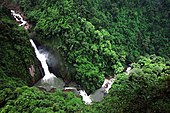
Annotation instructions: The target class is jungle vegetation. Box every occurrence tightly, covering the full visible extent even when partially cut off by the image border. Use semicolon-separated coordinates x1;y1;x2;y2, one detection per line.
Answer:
0;0;170;112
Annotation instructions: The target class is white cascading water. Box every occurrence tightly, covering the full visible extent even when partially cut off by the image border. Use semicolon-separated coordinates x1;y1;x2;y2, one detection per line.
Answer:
79;90;92;105
30;39;115;104
126;66;131;74
30;39;65;91
64;77;115;104
11;9;115;105
89;77;115;103
11;10;27;26
30;39;55;80
101;78;115;93
30;39;56;80
11;9;65;91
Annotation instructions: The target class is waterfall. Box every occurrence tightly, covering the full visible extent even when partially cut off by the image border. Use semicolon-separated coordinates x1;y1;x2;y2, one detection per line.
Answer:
11;10;27;26
79;90;92;105
30;39;65;91
11;9;116;105
126;65;132;74
78;77;115;104
30;39;115;104
30;38;115;104
30;39;54;79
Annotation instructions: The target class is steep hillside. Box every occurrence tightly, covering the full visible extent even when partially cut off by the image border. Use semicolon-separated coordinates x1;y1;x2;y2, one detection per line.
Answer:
0;0;170;112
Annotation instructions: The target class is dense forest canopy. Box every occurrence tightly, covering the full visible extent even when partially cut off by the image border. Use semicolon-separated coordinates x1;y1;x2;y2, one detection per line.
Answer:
0;0;170;112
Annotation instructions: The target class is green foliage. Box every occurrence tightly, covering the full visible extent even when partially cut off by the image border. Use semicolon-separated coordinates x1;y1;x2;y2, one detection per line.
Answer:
75;0;170;62
1;0;170;112
12;0;127;93
0;7;41;84
0;86;97;113
96;55;170;113
0;68;26;108
10;0;170;93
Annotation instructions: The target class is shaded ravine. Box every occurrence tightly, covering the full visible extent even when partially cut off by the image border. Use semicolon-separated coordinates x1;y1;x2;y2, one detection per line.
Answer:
11;9;116;105
30;39;115;104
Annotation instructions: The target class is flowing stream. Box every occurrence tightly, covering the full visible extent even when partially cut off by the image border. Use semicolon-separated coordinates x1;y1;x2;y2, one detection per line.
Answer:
11;9;115;105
